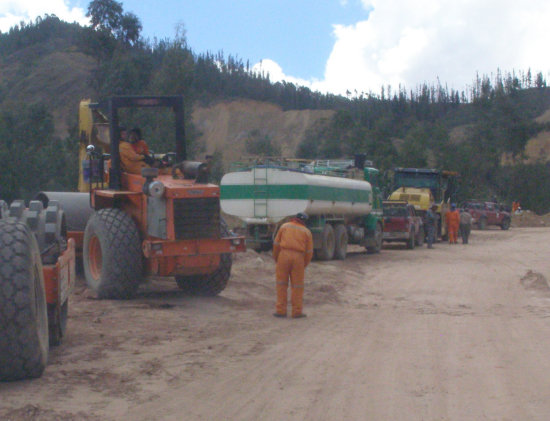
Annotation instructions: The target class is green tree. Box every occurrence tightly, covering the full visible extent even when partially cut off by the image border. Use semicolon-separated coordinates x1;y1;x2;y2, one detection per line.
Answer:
87;0;123;33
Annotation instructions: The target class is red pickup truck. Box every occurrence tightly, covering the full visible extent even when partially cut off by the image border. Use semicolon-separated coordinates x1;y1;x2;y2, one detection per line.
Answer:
461;200;511;230
382;201;425;249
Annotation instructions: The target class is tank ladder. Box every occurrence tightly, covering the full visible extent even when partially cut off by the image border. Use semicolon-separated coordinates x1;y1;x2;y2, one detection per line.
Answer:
253;165;268;218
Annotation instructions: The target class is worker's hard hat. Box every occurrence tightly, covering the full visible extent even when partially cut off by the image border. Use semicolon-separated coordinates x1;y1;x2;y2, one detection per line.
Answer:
296;212;309;221
451;203;456;209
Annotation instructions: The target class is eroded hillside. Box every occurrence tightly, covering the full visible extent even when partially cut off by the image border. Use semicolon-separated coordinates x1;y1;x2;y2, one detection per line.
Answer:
192;99;334;161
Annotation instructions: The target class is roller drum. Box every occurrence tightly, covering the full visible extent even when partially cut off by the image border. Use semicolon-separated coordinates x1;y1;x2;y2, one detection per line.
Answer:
34;192;94;232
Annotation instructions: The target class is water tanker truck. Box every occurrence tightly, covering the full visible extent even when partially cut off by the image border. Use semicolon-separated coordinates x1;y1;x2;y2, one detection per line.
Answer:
220;156;383;260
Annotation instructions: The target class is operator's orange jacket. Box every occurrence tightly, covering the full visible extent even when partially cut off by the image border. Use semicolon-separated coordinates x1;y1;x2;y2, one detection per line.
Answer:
273;219;314;267
445;209;460;230
120;141;148;174
131;139;150;156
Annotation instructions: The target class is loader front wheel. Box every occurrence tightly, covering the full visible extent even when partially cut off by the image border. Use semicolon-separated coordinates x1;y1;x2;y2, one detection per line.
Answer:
176;253;232;296
175;221;232;296
0;219;49;381
83;208;143;299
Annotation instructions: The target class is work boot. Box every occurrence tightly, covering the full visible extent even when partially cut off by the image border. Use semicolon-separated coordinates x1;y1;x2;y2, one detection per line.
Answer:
273;313;286;318
292;314;307;319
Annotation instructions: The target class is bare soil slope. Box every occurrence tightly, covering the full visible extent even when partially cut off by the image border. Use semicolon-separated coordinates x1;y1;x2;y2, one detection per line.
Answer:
192;99;334;161
2;228;550;420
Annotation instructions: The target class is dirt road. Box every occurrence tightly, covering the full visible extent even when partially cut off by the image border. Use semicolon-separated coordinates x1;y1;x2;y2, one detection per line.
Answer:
2;228;550;420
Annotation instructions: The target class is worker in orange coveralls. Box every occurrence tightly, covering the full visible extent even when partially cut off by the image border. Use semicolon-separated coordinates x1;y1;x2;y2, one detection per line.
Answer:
272;212;313;318
128;127;150;155
445;203;460;244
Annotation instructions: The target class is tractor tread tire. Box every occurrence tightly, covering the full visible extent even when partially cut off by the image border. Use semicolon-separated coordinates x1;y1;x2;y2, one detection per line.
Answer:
83;208;142;299
0;219;49;381
175;221;232;296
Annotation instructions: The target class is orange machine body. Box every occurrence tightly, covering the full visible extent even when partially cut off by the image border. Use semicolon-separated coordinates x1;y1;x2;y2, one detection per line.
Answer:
43;238;76;307
91;172;245;277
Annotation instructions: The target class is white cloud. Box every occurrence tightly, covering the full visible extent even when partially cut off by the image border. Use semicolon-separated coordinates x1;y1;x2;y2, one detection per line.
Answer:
0;0;88;32
252;59;314;88
257;0;550;96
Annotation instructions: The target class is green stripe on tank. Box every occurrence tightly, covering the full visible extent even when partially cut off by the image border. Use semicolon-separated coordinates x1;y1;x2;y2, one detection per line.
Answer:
221;184;371;203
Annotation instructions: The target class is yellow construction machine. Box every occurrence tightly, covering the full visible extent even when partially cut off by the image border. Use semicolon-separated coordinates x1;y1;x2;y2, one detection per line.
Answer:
388;168;459;239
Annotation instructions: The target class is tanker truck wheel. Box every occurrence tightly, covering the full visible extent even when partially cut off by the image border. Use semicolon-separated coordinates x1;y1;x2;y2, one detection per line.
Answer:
316;224;335;261
0;219;49;381
175;221;232;296
334;224;348;260
83;208;143;299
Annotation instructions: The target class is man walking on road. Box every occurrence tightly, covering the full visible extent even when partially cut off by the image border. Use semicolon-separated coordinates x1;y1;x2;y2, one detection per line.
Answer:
459;208;473;244
425;204;438;249
272;212;313;318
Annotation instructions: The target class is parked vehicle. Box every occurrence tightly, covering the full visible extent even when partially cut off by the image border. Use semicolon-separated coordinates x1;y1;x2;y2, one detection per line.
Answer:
37;96;246;299
220;155;384;260
382;200;424;249
388;168;459;239
461;200;511;230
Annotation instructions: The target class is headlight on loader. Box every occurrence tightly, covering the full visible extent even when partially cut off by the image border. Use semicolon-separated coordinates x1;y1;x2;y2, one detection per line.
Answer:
148;181;165;198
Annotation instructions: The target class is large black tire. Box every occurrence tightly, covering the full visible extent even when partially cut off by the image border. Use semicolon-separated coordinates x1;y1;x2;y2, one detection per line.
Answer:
500;217;511;230
366;222;383;254
0;219;49;381
334;224;348;260
317;224;335;261
83;208;143;299
176;254;232;296
175;221;233;296
407;228;415;249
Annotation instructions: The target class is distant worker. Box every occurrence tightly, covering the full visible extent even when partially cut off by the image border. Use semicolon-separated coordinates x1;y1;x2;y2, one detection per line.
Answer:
425;204;438;249
120;126;155;174
445;203;460;244
272;212;313;318
459;208;473;244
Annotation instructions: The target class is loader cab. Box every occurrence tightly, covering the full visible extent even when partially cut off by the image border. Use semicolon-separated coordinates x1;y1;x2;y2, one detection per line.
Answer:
86;96;186;191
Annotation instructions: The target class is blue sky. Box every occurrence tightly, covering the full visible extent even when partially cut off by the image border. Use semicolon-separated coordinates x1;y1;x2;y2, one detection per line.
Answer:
121;0;370;81
1;0;549;95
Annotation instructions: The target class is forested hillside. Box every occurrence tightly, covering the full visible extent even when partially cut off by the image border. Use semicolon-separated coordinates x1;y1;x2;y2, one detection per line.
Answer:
1;1;550;212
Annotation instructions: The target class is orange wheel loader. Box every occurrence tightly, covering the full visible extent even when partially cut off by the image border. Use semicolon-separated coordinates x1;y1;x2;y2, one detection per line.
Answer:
37;96;245;299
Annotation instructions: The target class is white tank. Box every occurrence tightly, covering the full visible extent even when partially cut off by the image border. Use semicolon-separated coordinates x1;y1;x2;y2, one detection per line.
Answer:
221;167;373;223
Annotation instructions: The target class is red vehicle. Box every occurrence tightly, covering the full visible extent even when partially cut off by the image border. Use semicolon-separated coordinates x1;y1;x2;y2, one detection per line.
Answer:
461;200;511;230
382;200;424;249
